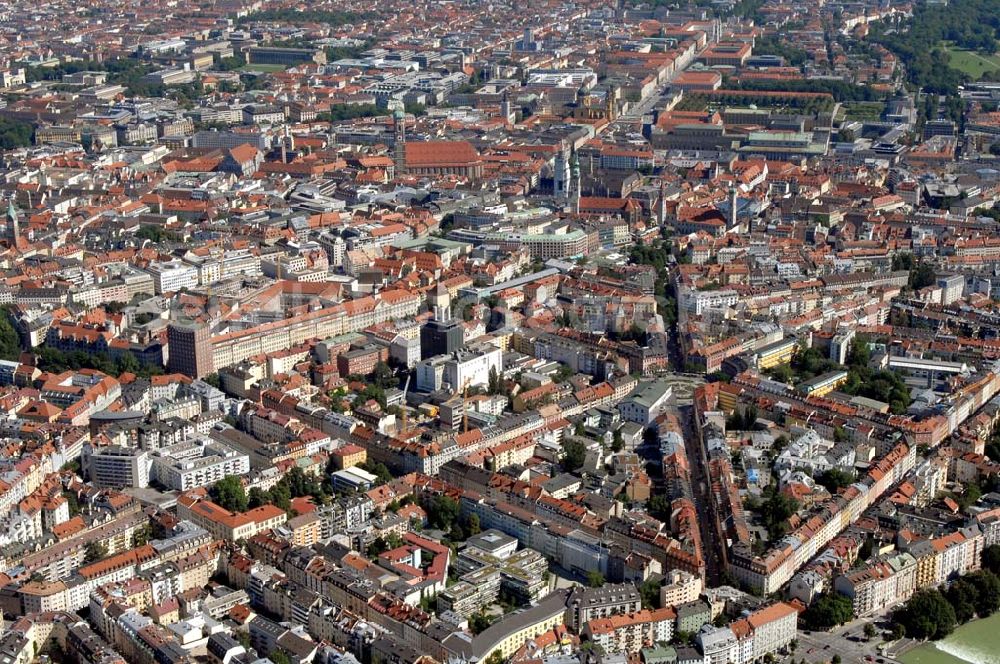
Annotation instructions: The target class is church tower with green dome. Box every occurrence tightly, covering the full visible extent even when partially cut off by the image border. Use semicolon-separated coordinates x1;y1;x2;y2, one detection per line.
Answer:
5;199;19;246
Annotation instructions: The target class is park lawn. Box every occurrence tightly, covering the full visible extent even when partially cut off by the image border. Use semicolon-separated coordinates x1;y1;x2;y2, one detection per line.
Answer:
674;94;709;112
945;45;1000;79
237;63;289;73
842;101;885;121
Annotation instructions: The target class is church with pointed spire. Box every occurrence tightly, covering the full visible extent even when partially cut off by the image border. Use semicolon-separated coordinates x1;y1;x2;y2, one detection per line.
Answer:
5;199;20;248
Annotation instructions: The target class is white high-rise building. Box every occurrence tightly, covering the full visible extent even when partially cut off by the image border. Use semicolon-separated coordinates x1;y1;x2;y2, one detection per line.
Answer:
82;445;150;489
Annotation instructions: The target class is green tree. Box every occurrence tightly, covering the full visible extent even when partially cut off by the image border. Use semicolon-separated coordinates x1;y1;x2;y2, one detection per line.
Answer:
789;346;839;380
909;261;936;290
846;339;871;368
210;475;248;512
816;468;855;493
945;577;978;623
552;364;574;383
612;428;624;453
424;494;460;531
216;55;246;71
133;523;152;547
0;311;21;361
135;225;176;243
953;480;983;511
967;570;1000;617
281;466;324;500
587;570;606;588
404;103;426;116
752;35;809;66
488;367;501;395
0;117;33;149
765;364;794;383
355;382;387;409
640;578;661;609
893;252;915;271
469;612;494;635
84;541;108;564
319;106;383;123
895;589;956;640
982;544;1000;575
269;482;292;511
235;631;251;650
726;405;759;431
986;438;1000;463
358;460;393;485
841;365;911;414
269;650;291;664
247;487;269;509
372;361;397;389
757;486;798;540
116;352;141;375
647;494;671;521
366;534;403;559
801;592;853;630
863;623;877;640
63;490;81;517
448;523;466;543
466;513;481;536
858;537;875;561
562;439;587;472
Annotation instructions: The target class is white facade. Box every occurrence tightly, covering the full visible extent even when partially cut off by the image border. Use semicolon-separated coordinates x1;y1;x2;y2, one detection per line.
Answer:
680;287;740;314
747;603;797;662
618;380;672;425
144;260;199;294
661;569;703;609
150;440;250;491
83;445;150;489
443;344;503;392
697;625;738;664
937;274;965;305
834;553;917;617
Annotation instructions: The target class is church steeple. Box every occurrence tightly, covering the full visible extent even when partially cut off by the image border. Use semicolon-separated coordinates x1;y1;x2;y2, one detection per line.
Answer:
5;198;20;246
728;185;738;229
392;107;406;177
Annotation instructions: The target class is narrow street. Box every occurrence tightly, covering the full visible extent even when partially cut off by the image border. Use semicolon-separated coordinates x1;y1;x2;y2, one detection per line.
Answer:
676;404;725;586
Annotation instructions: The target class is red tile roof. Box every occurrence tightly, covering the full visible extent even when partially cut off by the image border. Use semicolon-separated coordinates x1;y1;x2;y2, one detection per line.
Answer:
404;141;479;167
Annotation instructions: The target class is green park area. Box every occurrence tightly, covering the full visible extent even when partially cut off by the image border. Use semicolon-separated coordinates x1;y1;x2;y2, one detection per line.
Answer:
841;101;885;121
944;44;1000;79
237;63;290;73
